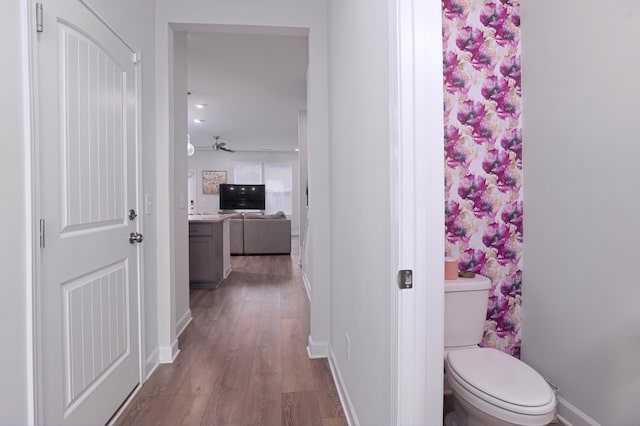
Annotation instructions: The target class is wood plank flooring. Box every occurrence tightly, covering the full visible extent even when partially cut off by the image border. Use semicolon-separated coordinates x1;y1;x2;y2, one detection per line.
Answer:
116;255;345;426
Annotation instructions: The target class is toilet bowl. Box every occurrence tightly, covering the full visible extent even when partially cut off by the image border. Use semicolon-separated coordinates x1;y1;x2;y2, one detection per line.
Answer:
445;347;556;426
444;275;556;425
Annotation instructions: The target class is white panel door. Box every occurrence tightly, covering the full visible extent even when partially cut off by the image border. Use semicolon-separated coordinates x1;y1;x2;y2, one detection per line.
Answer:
36;0;141;424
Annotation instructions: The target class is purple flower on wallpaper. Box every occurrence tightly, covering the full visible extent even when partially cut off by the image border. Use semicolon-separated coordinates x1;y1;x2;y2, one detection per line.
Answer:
456;26;485;55
447;219;469;244
487;296;509;322
496;311;517;337
470;47;495;71
496;168;519;192
486;296;518;338
444;125;460;146
443;51;458;75
501;271;522;298
445;125;467;165
449;73;468;93
457;173;487;202
482;222;510;250
479;2;508;30
500;129;522;162
447;148;468;168
472;193;495;218
444;51;468;94
496;240;518;265
510;342;521;358
445;200;461;226
495;24;517;47
511;11;520;27
495;93;519;120
458;248;487;273
501;201;523;238
457;100;486;129
471;122;495;145
443;0;468;20
482;149;510;177
481;76;509;104
500;56;521;90
445;201;470;244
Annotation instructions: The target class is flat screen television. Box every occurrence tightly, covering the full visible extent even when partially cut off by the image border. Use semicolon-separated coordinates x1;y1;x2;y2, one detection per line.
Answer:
219;184;266;211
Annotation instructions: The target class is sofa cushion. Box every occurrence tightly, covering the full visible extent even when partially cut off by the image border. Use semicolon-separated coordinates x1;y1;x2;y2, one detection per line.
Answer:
243;218;291;255
244;211;287;219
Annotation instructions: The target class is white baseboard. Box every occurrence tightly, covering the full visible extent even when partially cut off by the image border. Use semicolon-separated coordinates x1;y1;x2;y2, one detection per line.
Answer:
557;397;600;426
158;339;180;364
176;309;192;337
328;347;359;426
224;264;232;279
302;271;311;301
144;348;160;380
307;335;329;359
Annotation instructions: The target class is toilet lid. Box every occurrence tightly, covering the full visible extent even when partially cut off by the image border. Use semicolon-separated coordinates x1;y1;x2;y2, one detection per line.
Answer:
447;348;554;409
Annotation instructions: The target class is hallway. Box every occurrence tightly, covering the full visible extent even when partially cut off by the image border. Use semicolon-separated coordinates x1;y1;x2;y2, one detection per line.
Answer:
116;255;345;426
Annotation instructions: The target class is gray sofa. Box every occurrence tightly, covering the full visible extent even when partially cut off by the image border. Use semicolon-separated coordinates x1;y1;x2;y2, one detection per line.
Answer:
229;212;291;255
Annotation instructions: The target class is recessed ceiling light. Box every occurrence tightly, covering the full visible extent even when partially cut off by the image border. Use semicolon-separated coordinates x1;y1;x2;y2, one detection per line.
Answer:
294;148;299;152
195;104;207;109
193;119;205;123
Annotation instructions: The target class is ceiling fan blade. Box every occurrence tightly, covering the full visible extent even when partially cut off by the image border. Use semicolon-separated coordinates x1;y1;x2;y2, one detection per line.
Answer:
220;146;235;152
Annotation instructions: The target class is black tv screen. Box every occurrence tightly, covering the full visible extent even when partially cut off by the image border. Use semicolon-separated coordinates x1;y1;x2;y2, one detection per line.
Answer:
219;184;266;210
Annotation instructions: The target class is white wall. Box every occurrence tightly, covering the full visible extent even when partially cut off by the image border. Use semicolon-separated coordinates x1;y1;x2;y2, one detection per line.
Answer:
327;1;393;424
173;31;191;337
155;0;331;362
0;1;31;423
298;111;309;250
187;150;301;233
521;2;640;424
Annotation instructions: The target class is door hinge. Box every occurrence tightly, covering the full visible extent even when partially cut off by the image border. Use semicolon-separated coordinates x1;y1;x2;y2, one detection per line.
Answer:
131;52;140;65
397;269;413;289
36;3;43;33
39;219;46;248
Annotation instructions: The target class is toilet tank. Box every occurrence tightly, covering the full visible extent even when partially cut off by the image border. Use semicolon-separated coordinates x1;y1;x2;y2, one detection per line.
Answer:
445;275;491;348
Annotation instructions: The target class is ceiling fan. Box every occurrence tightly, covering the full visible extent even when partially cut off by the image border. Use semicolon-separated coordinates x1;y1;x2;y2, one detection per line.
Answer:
212;135;235;152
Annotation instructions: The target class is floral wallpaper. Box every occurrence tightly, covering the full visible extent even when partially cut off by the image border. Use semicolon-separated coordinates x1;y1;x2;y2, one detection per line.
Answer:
442;0;522;357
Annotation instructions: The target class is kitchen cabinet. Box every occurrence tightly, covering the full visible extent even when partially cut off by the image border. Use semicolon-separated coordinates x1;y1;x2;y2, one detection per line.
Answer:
188;215;231;288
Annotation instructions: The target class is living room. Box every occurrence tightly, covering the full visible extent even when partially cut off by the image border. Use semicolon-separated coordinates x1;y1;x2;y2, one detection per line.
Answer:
179;28;309;315
184;30;307;239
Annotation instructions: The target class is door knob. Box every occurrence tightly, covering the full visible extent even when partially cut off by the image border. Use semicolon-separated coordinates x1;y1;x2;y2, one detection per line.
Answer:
129;232;144;244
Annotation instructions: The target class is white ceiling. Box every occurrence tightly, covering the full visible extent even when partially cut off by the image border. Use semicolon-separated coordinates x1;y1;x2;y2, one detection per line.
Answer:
186;30;308;153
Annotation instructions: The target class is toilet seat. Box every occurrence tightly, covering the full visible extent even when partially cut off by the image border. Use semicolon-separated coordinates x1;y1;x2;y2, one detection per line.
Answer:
446;348;556;424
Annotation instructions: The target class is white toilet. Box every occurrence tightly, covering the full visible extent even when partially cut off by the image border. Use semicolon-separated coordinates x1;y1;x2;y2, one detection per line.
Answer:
444;275;556;426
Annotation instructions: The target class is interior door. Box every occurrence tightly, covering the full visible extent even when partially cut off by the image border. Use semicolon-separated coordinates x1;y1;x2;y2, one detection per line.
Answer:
36;0;141;424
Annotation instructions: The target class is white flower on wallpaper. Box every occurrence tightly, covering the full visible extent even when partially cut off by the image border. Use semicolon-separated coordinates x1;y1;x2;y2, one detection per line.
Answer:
443;0;522;357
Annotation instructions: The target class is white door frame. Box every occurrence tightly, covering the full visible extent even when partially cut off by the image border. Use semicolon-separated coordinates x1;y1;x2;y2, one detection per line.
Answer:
389;0;445;424
27;0;146;422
